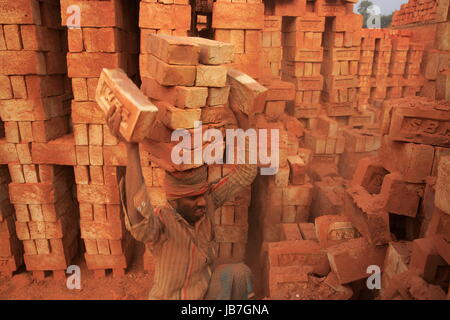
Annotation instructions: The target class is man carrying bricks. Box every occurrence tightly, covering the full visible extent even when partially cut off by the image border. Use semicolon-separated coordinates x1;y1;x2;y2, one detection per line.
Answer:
106;105;257;300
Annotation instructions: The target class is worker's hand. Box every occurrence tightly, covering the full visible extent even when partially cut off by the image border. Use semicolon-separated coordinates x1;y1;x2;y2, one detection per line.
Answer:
106;105;133;145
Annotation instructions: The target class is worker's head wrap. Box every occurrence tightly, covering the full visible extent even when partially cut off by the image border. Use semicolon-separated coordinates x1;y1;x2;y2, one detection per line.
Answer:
164;166;209;200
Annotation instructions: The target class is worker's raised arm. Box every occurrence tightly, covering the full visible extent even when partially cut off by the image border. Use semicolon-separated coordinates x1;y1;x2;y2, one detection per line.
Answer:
210;162;257;208
107;106;164;244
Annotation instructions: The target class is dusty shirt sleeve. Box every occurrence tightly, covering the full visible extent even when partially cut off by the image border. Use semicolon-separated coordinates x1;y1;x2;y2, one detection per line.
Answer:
119;178;164;244
209;163;257;208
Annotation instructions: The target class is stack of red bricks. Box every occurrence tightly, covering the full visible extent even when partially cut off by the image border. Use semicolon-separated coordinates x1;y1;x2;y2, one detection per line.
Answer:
281;14;325;119
140;0;191;35
213;0;265;80
252;141;315;290
392;0;443;27
303;115;345;166
357;30;425;112
349;96;450;299
0;166;23;277
413;0;449;102
322;13;362;122
139;0;191;54
60;0;140;278
138;3;192;273
139;33;262;267
262;15;282;79
0;0;81;280
263;96;449;300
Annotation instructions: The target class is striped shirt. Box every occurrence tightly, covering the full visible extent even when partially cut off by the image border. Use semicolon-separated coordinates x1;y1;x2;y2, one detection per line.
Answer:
120;164;257;300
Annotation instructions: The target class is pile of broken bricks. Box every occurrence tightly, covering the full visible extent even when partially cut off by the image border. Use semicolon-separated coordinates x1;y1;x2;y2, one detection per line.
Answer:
263;97;450;300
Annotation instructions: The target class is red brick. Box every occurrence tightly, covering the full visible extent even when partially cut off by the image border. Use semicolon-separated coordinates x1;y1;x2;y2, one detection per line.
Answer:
267;265;311;299
103;166;118;186
281;15;325;32
0;0;41;24
9;183;55;205
80;218;122;240
96;69;159;142
25;75;66;98
315;215;358;248
388;101;450;148
103;125;118;146
380;137;434;183
60;0;123;28
145;33;200;65
298;223;317;241
351;156;387;193
287;155;306;185
15;143;32;164
32;135;76;166
264;80;295;101
344;186;391;245
212;2;264;30
84;253;126;270
17;122;33;142
89;145;103;166
83;28;121;53
24;252;70;271
32;117;69;143
315;0;346;17
274;0;306;17
67;29;84;52
4;24;22;50
88;124;103;146
75;146;89;166
280;223;302;241
381;241;412;289
71;101;106;124
103;144;127;166
379;173;423;218
196;65;227;87
67;53;125;78
0;76;12;99
74;166;89;185
20;25;61;52
0;96;67;121
327;237;387;284
188;37;234;65
227;68;268;115
332;13;363;32
0;51;46;75
77;184;119;205
435;156;450;214
140;54;196;86
87;78;99;101
268;240;330;276
10;76;27;99
139;3;190;30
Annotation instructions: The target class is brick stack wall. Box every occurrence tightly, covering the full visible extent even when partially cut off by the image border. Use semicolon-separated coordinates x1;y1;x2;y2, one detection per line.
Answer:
59;0;140;278
0;0;80;280
213;0;265;80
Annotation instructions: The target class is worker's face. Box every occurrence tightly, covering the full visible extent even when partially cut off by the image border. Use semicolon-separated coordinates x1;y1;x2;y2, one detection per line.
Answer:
174;194;207;224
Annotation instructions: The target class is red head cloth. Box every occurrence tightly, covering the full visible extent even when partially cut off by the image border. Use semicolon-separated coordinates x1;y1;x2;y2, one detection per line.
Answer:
164;166;209;200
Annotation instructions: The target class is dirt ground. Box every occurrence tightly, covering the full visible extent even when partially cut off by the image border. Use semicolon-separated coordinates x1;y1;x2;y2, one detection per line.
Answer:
0;253;154;300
